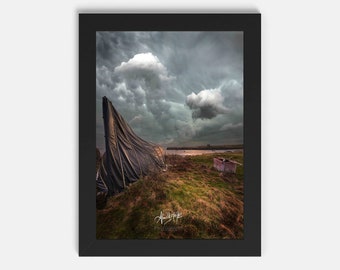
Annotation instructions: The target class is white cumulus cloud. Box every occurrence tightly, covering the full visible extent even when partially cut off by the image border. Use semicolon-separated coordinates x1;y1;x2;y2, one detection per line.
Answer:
114;52;172;80
186;88;229;119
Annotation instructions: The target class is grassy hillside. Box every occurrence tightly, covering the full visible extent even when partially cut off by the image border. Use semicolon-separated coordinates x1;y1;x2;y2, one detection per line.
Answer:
96;152;244;239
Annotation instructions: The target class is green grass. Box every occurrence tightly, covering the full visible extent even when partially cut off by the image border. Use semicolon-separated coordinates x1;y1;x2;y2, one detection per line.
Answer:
96;151;244;239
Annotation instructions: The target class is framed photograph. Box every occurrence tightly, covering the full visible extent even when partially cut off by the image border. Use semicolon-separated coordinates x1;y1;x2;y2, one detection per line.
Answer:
79;13;261;256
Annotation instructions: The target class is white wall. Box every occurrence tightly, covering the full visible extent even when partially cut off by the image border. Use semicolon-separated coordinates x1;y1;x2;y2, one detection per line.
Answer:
0;0;339;269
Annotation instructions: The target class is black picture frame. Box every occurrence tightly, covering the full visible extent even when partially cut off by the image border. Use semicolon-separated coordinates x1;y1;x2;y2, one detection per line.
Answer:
79;13;261;256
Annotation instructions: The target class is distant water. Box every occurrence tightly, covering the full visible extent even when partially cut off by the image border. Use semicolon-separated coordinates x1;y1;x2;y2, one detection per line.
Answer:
165;149;242;156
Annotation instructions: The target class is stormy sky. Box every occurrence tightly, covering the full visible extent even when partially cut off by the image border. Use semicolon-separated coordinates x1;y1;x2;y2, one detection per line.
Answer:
96;32;243;152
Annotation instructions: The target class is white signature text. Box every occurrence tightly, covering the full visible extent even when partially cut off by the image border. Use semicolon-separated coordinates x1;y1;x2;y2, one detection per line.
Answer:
154;211;183;225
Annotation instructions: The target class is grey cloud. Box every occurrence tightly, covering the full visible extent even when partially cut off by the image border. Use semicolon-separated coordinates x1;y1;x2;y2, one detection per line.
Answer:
220;122;243;131
96;32;243;151
113;52;175;122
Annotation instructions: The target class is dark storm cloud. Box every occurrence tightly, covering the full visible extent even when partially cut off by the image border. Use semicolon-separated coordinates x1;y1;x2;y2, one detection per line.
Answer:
96;32;243;151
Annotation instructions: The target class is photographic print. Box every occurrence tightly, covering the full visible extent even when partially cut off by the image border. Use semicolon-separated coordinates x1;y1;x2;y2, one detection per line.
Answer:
79;14;260;256
96;31;244;239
